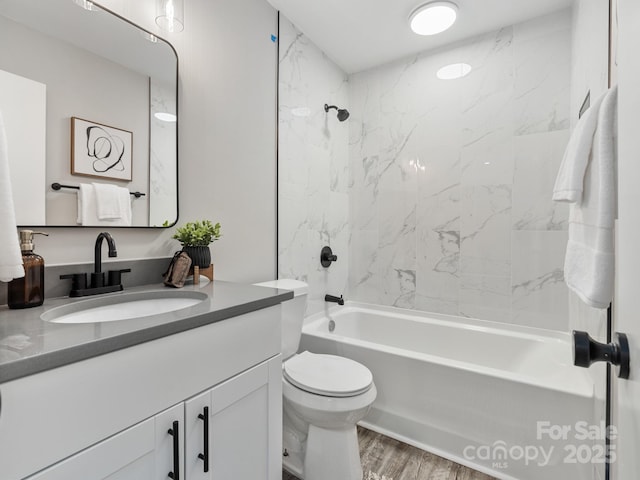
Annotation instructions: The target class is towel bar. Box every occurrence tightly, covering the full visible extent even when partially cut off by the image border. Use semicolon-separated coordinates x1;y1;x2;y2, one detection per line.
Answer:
51;182;145;198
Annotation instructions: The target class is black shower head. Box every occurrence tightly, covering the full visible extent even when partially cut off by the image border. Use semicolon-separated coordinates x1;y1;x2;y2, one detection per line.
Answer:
324;103;350;122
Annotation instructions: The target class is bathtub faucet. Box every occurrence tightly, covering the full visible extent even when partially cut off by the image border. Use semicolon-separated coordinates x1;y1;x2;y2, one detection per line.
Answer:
325;294;344;306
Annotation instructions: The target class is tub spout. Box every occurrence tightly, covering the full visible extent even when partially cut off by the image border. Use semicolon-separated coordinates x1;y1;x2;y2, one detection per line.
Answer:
325;294;344;305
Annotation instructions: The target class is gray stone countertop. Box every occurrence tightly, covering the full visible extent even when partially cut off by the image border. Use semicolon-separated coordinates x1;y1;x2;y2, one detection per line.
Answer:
0;280;292;383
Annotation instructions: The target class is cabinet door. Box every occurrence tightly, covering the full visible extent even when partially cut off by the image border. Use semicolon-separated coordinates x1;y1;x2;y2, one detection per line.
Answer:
154;404;185;480
26;404;184;480
185;355;282;480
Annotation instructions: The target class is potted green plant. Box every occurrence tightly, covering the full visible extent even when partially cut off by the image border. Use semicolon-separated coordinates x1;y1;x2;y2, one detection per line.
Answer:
172;220;222;268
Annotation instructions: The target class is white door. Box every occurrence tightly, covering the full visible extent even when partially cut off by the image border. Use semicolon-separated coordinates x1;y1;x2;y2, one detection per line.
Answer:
25;404;184;480
612;0;640;478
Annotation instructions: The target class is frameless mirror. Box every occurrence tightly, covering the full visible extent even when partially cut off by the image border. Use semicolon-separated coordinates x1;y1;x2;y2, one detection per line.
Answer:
0;0;178;227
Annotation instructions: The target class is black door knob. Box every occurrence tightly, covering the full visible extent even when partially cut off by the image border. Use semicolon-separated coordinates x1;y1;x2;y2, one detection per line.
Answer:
573;330;630;379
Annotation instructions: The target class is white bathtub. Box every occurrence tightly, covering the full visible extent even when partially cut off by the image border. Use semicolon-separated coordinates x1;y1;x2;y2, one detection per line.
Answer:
300;303;598;480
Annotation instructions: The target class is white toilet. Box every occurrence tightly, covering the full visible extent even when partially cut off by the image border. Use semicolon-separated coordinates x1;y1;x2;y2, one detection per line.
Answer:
254;279;376;480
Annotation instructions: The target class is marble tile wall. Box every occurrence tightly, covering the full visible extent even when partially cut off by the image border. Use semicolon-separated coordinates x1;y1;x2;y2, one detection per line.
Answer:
348;10;573;330
278;10;574;330
278;17;350;315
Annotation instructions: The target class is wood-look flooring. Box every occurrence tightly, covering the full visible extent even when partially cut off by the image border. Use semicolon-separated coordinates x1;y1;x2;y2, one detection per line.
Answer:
282;427;496;480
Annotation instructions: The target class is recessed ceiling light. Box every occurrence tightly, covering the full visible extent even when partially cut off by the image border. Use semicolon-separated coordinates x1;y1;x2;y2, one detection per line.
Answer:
409;1;458;36
436;63;471;79
154;112;177;122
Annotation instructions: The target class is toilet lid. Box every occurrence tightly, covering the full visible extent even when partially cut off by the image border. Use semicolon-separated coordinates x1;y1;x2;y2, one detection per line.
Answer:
283;351;373;397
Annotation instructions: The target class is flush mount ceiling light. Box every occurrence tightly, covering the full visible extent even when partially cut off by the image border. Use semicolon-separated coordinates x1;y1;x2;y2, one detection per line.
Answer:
156;0;184;33
409;1;458;36
436;62;472;79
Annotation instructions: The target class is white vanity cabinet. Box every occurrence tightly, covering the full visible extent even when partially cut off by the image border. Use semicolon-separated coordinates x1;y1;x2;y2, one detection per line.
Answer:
0;305;282;480
25;404;184;480
24;356;282;480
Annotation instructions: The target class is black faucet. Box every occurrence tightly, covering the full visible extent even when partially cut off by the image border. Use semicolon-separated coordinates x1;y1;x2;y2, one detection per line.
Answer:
325;294;344;305
60;232;130;297
95;232;117;274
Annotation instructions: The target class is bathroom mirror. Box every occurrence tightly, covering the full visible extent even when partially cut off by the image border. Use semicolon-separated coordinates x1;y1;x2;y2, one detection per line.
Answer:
0;0;178;227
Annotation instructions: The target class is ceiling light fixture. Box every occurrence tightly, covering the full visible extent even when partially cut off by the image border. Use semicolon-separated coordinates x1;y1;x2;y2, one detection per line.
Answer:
436;62;472;79
409;1;458;36
156;0;184;33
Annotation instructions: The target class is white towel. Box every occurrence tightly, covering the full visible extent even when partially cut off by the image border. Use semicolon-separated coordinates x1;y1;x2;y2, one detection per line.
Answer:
92;182;131;221
553;86;618;309
77;183;95;225
77;183;132;226
0;110;25;282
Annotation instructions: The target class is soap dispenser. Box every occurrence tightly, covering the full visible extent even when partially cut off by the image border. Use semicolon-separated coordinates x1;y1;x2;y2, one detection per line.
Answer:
8;230;48;309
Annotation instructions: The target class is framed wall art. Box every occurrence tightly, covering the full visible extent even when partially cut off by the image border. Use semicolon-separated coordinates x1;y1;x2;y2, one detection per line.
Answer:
71;116;133;181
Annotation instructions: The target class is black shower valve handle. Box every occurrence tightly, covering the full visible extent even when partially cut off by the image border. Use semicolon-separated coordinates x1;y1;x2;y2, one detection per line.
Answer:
320;246;338;267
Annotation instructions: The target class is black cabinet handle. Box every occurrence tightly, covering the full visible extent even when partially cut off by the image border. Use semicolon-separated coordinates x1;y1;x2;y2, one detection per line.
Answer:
197;406;210;472
167;420;180;480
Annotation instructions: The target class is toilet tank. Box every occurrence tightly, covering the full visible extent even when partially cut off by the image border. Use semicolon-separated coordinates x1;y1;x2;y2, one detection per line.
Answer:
253;279;308;360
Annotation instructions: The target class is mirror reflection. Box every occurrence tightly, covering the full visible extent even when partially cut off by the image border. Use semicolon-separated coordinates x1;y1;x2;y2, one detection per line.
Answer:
0;0;178;227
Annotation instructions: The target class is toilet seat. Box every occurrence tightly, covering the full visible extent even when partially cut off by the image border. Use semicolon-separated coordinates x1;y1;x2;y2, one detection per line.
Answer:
283;351;373;397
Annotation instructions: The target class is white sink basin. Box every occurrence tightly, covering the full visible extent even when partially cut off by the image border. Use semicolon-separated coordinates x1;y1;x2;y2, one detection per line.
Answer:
41;290;208;324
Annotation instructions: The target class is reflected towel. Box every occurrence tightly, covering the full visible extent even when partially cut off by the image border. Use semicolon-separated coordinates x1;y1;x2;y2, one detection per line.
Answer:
77;183;132;226
553;86;617;308
0;110;25;282
93;182;131;222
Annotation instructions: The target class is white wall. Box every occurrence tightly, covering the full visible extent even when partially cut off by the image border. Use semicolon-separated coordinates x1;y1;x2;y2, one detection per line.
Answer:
179;0;278;283
8;0;278;284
